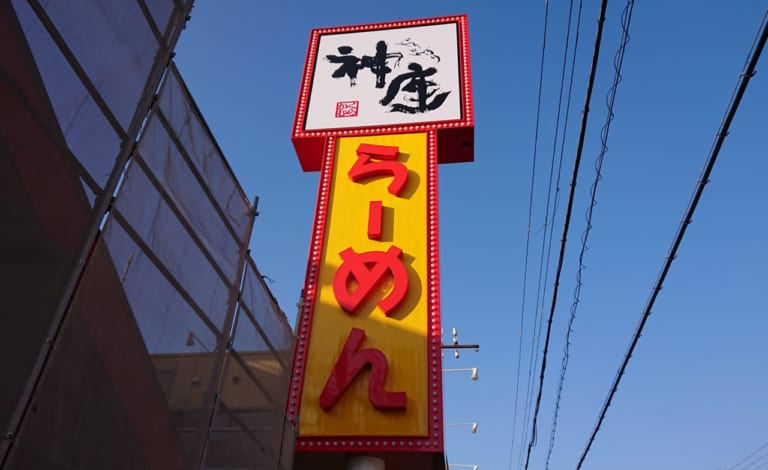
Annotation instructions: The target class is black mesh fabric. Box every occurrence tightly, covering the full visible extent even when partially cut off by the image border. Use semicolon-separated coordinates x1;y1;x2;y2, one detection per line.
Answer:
1;1;294;467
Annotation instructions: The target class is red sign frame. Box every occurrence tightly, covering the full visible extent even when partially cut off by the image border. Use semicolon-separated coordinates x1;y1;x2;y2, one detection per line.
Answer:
291;15;474;172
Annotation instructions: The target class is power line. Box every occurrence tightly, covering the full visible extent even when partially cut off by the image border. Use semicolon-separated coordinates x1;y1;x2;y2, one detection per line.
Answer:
517;274;545;470
754;458;768;470
576;9;768;469
550;0;585;224
517;2;569;466
742;453;768;470
727;440;768;470
545;0;634;467
527;1;581;460
522;0;611;468
542;0;586;462
519;2;590;466
508;1;551;468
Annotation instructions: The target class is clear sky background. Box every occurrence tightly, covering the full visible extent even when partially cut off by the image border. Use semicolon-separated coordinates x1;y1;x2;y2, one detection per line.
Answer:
174;2;768;469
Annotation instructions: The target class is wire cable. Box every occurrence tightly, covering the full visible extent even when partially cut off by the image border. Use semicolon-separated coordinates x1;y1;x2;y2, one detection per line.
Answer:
516;2;568;466
755;461;768;470
527;0;585;467
518;1;589;465
742;453;768;470
576;9;768;469
508;1;551;468
754;458;768;470
729;440;768;470
539;7;589;463
549;0;585;230
522;1;610;468
544;1;634;467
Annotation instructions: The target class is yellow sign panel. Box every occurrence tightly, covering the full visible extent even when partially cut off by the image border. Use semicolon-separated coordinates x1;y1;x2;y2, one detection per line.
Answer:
299;133;429;437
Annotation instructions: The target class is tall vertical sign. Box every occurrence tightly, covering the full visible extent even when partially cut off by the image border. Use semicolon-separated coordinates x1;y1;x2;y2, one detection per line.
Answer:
289;15;473;465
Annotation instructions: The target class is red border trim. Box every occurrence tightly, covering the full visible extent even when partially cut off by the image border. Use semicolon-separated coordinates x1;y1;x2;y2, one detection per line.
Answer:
457;15;474;129
292;15;473;139
289;132;443;453
286;137;337;424
425;130;444;451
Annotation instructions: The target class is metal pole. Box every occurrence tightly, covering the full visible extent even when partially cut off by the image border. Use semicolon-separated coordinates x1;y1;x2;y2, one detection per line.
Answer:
440;344;480;350
345;456;385;470
196;195;260;466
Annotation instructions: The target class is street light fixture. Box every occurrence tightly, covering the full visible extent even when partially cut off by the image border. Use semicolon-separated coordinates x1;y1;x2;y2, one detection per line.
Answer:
444;367;478;381
441;327;480;358
445;422;478;433
448;465;478;470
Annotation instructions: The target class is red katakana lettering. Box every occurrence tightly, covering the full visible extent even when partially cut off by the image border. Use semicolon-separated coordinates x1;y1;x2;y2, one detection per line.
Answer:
318;327;407;411
333;246;409;316
348;143;408;196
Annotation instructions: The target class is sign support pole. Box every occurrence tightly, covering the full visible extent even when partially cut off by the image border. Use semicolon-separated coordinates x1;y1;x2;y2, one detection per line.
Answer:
346;456;386;470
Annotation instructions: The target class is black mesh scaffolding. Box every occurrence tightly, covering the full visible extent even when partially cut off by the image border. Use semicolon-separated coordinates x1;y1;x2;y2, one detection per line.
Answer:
0;2;294;469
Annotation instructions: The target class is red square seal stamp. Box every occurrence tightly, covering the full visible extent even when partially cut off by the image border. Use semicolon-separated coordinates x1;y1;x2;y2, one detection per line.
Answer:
335;101;359;118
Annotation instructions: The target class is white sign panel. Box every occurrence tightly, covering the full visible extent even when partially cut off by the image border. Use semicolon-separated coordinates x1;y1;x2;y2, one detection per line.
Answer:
304;22;462;130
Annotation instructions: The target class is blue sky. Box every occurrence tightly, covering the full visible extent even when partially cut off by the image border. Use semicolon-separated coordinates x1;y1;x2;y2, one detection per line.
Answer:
175;2;768;469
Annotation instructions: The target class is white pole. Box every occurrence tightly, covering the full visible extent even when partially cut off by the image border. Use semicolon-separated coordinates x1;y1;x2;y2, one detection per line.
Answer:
345;456;385;470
